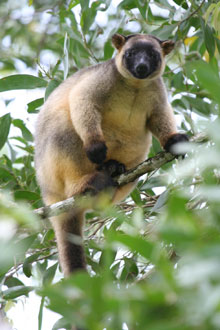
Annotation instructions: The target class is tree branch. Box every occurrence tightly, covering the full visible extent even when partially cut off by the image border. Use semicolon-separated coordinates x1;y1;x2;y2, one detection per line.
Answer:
34;133;207;218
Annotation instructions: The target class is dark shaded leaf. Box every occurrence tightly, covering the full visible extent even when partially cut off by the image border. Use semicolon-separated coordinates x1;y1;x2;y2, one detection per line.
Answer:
201;19;216;58
172;0;188;9
23;252;42;278
14;190;40;201
131;188;143;205
119;0;138;10
5;277;24;288
0;113;11;150
0;167;15;180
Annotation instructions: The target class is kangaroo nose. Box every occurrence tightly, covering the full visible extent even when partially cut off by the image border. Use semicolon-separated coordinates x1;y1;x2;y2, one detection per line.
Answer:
135;63;149;79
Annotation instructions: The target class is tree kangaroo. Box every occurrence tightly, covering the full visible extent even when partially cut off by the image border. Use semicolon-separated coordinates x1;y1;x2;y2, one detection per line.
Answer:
35;33;188;276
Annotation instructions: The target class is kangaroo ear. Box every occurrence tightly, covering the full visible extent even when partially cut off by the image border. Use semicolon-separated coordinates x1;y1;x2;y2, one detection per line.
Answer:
112;34;126;50
161;40;175;55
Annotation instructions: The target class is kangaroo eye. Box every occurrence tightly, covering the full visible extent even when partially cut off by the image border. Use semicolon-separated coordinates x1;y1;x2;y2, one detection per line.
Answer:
125;50;133;58
125;49;136;58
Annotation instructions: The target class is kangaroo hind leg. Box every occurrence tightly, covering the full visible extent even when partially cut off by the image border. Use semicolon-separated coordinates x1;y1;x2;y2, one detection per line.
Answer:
49;170;117;276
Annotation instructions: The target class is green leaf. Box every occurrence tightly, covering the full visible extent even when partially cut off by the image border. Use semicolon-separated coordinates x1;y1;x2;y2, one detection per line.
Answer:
52;317;71;330
43;263;58;285
23;252;41;278
152;136;162;154
152;24;177;40
130;188;143;205
3;285;34;300
204;3;217;24
15;234;38;257
183;96;211;116
5;277;24;288
27;98;44;113
216;37;220;55
137;0;148;19
141;176;165;190
38;296;45;330
0;113;11;150
186;60;220;105
99;249;117;269
79;0;89;11
171;71;185;91
11;136;28;146
119;0;138;10
0;234;37;277
23;261;32;278
151;190;169;213
67;9;78;28
63;33;69;80
109;232;155;261
80;7;97;34
120;257;139;281
45;80;60;100
14;190;40;202
12;119;33;142
172;0;188;9
104;40;114;60
203;24;216;58
41;229;55;244
0;167;15;180
0;75;47;91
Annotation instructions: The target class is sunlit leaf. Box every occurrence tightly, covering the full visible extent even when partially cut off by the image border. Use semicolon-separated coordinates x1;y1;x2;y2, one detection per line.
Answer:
0;75;47;91
109;231;155;261
27;98;44;113
38;296;45;330
52;317;71;330
186;60;220;104
45;80;60;100
43;263;58;285
12;119;33;142
3;285;34;300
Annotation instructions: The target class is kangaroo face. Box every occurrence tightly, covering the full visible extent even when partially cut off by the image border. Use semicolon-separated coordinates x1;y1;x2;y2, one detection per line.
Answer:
123;41;162;79
112;33;174;81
